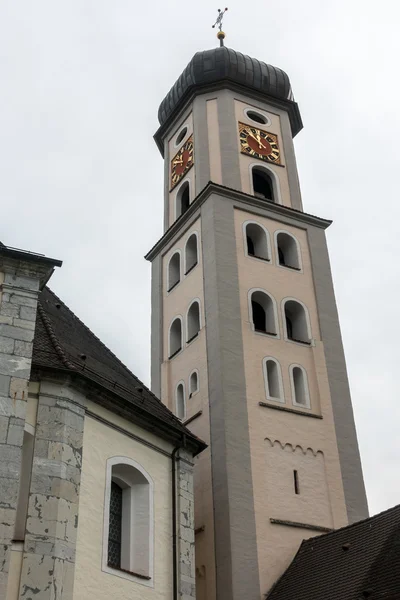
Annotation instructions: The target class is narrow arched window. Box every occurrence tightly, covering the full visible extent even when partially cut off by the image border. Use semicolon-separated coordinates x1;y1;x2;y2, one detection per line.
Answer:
176;181;190;218
250;291;277;335
176;382;185;419
263;358;284;402
252;167;274;201
284;300;310;344
291;365;311;408
187;301;200;342
277;232;301;270
169;318;182;358
245;223;269;261
185;233;198;274
189;370;199;398
105;460;153;580
168;252;181;291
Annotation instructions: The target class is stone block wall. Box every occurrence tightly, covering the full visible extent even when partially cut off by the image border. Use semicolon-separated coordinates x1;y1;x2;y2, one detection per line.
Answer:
177;449;196;600
18;380;85;600
0;268;43;598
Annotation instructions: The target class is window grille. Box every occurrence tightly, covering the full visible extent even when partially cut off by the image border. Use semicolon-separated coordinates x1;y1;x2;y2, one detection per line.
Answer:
108;481;123;568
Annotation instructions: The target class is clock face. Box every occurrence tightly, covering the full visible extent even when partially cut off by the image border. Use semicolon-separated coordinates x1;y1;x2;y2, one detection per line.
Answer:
170;135;194;189
238;122;281;164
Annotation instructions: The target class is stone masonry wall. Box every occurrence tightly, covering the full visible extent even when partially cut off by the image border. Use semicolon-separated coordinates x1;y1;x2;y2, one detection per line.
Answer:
18;380;85;600
177;449;196;600
0;268;43;598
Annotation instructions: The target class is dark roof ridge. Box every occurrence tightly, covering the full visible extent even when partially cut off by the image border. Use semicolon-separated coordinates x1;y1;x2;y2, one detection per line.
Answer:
303;503;400;546
37;300;76;370
43;287;162;405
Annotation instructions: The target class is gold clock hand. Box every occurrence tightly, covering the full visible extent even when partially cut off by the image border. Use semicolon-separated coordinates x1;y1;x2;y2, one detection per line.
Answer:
247;130;266;150
255;132;268;150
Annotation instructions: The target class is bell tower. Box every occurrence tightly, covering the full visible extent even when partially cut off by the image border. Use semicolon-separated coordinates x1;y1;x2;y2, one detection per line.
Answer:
146;42;368;600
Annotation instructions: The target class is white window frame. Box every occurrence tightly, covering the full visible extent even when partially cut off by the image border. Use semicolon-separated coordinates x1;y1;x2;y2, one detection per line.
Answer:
281;297;313;345
249;162;282;205
176;380;186;419
102;456;154;587
184;231;199;276
174;177;192;221
243;220;271;262
274;230;303;272
248;288;280;339
167;249;182;293
186;298;202;344
289;364;311;409
243;106;272;127
263;357;285;403
189;369;199;398
168;315;183;359
173;122;191;148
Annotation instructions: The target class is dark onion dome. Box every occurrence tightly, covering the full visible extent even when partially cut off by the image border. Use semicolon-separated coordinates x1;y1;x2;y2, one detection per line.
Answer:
157;46;302;138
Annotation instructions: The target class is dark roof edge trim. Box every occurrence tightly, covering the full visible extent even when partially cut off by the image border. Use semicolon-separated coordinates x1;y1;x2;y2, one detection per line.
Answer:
0;246;62;268
145;182;332;261
154;79;303;156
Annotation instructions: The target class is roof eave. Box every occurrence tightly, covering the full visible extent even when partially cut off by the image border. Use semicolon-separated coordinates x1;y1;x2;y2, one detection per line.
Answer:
31;363;207;457
154;79;303;156
145;181;331;262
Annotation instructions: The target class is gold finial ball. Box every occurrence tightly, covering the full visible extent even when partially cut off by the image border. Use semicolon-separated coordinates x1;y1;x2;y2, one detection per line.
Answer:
217;30;226;39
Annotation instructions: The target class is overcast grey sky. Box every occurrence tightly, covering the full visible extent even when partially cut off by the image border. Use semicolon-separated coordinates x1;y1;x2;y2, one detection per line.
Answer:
1;1;399;517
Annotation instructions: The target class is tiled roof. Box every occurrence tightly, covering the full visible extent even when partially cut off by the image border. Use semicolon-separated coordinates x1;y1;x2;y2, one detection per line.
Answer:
32;287;206;454
267;504;400;600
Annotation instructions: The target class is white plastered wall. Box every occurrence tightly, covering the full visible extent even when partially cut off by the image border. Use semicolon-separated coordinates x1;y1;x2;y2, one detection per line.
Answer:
73;401;173;600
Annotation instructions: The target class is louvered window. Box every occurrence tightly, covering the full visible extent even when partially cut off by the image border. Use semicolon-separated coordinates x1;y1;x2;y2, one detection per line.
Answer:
108;481;123;568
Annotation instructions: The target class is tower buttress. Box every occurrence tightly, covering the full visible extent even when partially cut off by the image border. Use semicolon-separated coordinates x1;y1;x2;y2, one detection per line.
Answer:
146;46;368;600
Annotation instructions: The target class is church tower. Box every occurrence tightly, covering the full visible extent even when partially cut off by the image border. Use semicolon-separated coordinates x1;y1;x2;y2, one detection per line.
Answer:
146;41;368;600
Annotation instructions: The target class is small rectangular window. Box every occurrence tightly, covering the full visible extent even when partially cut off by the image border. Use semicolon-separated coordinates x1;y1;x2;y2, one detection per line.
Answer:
293;470;300;495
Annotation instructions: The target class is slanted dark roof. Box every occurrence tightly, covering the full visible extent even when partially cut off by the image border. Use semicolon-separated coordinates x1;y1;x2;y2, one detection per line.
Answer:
33;287;206;455
267;504;400;600
156;47;302;141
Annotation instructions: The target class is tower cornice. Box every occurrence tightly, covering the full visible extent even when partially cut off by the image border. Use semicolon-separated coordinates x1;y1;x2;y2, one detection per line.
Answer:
154;80;302;156
145;181;331;261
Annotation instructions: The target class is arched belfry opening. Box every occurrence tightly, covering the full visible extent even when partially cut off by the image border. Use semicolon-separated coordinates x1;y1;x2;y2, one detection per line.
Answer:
252;167;274;202
177;182;190;218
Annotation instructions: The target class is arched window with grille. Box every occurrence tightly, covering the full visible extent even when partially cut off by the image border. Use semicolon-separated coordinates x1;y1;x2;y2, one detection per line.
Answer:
249;290;278;336
104;458;154;584
290;364;311;408
244;222;270;261
108;481;123;568
283;299;311;345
